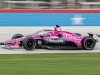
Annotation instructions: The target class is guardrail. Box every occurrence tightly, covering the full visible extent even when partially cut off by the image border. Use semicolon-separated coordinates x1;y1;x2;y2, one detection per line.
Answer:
1;1;100;9
4;1;49;9
80;2;100;9
3;1;67;9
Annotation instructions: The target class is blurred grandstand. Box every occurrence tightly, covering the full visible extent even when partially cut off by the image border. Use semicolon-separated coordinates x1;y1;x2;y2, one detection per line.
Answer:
0;0;100;9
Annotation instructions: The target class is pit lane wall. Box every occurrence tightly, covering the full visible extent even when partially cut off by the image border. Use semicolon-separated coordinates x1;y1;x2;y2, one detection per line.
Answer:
0;9;100;26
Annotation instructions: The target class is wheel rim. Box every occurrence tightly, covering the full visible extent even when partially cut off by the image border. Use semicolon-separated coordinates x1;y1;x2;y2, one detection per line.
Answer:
85;39;94;48
26;39;35;49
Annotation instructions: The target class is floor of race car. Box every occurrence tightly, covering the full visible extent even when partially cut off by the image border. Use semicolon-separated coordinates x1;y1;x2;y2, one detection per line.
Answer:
0;26;99;54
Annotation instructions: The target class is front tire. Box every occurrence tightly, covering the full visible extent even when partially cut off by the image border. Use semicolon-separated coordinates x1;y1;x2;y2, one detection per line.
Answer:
82;36;96;50
22;37;36;50
12;34;24;47
12;34;24;39
74;33;81;36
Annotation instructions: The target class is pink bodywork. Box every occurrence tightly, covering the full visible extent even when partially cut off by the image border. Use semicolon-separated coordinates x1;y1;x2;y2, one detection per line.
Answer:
4;26;85;48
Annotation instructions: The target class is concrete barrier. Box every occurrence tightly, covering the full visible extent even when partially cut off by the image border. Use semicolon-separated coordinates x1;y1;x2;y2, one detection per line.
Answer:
0;9;100;26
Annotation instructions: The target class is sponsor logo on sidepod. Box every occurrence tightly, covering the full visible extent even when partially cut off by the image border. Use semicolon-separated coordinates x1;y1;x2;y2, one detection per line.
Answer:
48;39;64;43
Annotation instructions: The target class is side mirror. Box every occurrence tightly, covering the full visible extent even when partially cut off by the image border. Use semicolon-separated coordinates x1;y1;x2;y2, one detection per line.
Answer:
58;34;62;38
40;35;43;38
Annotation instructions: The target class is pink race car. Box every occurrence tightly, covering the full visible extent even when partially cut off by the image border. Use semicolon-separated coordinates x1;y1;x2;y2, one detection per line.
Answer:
0;25;99;50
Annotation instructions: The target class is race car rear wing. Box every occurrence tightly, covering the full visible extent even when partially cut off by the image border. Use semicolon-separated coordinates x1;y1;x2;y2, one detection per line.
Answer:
88;33;100;38
96;34;100;38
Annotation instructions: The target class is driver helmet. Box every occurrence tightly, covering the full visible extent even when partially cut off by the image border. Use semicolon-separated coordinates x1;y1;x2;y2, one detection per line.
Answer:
54;25;61;34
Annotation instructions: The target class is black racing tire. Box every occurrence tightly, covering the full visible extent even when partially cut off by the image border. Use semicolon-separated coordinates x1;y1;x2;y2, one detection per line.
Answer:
22;37;36;50
82;36;96;50
12;34;24;47
12;34;24;39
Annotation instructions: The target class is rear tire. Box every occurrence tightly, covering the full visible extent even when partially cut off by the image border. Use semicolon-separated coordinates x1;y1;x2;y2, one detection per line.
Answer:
82;36;96;50
22;37;36;50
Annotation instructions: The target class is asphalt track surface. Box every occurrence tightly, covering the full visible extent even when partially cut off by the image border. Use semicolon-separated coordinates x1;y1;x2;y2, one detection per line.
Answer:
0;26;99;54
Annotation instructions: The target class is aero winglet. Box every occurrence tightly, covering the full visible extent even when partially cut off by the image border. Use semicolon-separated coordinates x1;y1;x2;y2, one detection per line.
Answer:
96;34;100;38
88;33;100;38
